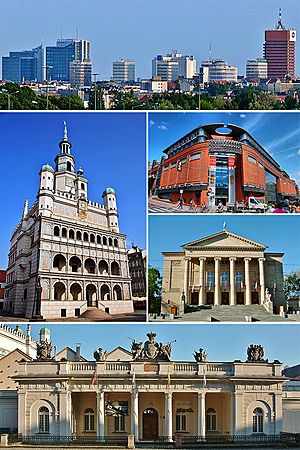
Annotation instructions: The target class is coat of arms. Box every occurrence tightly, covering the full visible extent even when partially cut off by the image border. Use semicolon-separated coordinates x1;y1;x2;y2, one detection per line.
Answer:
144;332;159;359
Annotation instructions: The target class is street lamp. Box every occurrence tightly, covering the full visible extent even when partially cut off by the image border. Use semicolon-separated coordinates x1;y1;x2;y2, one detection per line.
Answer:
91;73;101;110
0;89;19;110
42;65;53;110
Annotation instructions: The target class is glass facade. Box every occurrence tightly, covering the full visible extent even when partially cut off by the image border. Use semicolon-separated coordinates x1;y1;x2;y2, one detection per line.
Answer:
265;169;277;203
2;45;43;82
215;157;229;197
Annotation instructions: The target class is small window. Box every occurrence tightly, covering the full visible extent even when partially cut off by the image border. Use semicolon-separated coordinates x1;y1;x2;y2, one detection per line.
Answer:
248;155;256;164
97;235;101;244
253;407;263;433
114;415;125;432
61;309;66;318
108;237;113;246
170;161;176;168
90;234;95;243
81;183;85;190
75;308;80;317
69;229;75;239
84;408;95;432
190;152;201;161
176;414;187;432
54;226;60;237
62;228;67;238
76;231;82;240
163;165;169;171
180;157;187;164
83;232;89;242
103;236;107;245
38;406;50;433
206;408;217;432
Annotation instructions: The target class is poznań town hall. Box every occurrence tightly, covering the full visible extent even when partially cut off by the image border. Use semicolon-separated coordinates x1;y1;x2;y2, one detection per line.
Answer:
4;123;133;320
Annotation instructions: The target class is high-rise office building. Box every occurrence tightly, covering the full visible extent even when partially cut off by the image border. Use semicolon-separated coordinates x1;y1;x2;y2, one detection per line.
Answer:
46;39;91;85
2;45;43;83
112;60;135;83
264;9;296;80
201;60;238;83
152;51;196;81
246;58;268;79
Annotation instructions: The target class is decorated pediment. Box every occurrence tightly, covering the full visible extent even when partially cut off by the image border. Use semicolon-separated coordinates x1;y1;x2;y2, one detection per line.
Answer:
182;231;267;251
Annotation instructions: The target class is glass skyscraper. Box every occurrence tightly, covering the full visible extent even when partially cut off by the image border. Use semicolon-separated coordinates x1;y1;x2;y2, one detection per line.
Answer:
2;45;43;83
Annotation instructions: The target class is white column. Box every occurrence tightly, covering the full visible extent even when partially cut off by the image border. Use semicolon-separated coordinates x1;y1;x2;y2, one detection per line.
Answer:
258;258;265;304
18;390;26;436
244;258;251;306
131;389;139;440
97;390;105;438
59;389;71;435
229;257;236;306
199;258;206;306
165;391;173;440
183;258;190;304
197;392;206;437
214;258;221;306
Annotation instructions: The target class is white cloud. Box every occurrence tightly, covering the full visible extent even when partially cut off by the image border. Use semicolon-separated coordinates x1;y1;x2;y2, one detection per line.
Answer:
287;153;296;158
158;124;168;131
149;120;155;127
297;149;300;156
240;114;246;118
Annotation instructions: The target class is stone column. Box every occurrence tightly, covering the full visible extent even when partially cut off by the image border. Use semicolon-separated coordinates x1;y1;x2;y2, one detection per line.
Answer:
214;258;221;305
244;258;251;306
18;390;26;436
59;389;71;435
183;258;190;304
131;389;139;440
199;258;206;306
165;391;173;440
258;258;265;304
229;257;236;306
197;392;206;436
97;390;105;438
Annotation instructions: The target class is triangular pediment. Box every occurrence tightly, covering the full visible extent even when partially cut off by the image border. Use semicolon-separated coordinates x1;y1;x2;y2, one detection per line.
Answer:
182;231;267;250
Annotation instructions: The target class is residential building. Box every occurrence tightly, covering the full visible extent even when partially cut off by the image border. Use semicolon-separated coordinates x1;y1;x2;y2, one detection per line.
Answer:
4;123;133;320
112;60;135;83
152;51;196;81
246;58;268;79
201;60;238;83
264;9;296;80
13;331;300;441
149;123;298;206
2;45;43;83
127;245;146;298
161;228;285;317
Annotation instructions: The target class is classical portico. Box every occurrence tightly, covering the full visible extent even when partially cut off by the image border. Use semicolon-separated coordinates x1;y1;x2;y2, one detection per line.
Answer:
15;333;287;443
161;229;285;316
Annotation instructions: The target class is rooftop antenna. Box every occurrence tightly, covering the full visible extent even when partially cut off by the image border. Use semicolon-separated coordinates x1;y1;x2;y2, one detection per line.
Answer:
209;42;212;62
276;7;285;30
76;26;79;40
60;27;63;40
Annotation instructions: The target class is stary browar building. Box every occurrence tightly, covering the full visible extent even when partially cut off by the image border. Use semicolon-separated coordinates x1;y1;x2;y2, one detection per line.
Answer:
4;123;134;320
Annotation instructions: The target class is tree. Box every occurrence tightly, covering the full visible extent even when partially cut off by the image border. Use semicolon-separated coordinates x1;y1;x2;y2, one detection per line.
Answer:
284;271;300;298
148;266;162;314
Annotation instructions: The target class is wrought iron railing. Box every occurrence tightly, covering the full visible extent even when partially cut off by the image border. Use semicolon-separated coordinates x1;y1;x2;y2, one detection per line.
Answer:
180;433;299;446
19;434;128;446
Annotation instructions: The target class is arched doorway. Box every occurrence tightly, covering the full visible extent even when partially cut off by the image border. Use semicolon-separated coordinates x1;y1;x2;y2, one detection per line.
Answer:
113;285;122;300
143;408;158;440
86;284;97;307
53;282;66;301
70;283;82;301
100;284;110;301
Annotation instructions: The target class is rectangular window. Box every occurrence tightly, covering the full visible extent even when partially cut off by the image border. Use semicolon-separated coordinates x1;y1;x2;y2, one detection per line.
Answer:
207;271;214;287
221;271;229;287
190;152;201;161
236;271;242;288
175;414;187;432
163;165;169;171
170;161;176;168
114;415;126;432
248;155;257;164
180;157;187;164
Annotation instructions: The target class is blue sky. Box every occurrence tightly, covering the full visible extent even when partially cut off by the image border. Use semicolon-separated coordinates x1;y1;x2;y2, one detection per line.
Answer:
0;0;299;78
0;112;146;267
149;112;300;185
10;323;300;367
149;215;300;275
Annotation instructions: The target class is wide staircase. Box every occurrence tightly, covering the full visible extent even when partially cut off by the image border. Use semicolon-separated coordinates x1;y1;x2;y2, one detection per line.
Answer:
181;304;290;322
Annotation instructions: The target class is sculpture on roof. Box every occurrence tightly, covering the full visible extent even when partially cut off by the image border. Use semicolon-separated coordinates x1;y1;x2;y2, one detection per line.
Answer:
94;348;108;361
194;348;208;362
246;344;266;363
131;332;173;361
36;340;53;360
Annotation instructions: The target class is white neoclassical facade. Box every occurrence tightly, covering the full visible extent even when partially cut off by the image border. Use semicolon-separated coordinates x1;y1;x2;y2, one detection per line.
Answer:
161;229;285;317
4;123;134;320
14;332;300;442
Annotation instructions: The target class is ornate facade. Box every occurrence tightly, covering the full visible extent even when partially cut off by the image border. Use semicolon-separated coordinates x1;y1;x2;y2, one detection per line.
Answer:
4;123;133;320
161;228;285;317
14;332;300;441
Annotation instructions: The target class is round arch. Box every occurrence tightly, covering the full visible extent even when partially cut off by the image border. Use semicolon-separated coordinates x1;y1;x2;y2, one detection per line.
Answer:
111;261;120;276
99;260;109;275
113;285;122;300
70;283;82;301
69;256;82;273
86;284;97;307
84;258;96;274
53;254;66;272
246;400;271;435
53;281;66;301
100;284;110;301
143;408;158;440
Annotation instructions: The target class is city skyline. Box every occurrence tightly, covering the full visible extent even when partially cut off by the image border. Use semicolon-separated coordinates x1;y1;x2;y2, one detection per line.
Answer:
1;0;299;79
0;112;146;268
12;323;300;367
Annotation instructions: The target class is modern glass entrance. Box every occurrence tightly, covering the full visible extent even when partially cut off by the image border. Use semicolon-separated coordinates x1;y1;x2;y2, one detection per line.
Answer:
215;157;229;205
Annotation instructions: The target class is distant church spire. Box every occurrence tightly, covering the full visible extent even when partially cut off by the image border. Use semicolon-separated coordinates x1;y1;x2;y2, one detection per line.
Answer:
276;8;285;30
